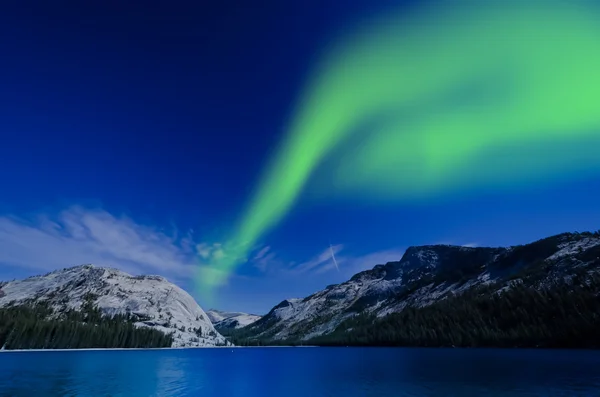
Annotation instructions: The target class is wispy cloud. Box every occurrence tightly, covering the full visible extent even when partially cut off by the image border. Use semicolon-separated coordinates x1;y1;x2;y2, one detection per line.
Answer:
272;244;406;277
252;246;277;272
291;244;344;274
196;242;226;261
248;237;409;280
253;246;271;261
0;206;199;281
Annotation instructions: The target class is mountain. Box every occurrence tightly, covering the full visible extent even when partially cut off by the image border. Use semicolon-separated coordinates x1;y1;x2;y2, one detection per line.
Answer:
206;309;262;330
206;309;239;324
230;231;600;346
0;264;228;348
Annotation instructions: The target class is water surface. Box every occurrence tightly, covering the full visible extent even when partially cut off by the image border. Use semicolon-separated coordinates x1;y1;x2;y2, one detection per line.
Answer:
1;347;599;396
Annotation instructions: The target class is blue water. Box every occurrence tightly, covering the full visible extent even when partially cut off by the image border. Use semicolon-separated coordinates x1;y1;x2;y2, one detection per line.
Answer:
1;347;600;396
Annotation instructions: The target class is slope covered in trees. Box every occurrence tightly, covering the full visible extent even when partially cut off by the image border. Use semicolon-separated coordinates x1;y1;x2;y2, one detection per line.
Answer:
0;294;173;349
230;275;600;348
310;275;600;348
228;231;600;348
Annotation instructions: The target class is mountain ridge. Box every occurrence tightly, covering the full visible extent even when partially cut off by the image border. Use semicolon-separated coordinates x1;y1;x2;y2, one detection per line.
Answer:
206;309;262;330
228;231;600;345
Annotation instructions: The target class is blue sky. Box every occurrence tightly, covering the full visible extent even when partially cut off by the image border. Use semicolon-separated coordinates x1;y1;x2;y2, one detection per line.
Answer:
1;0;600;314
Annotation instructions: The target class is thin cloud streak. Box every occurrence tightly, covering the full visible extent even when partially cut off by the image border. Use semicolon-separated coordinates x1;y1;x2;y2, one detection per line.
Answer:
331;248;407;276
292;244;344;274
279;245;406;277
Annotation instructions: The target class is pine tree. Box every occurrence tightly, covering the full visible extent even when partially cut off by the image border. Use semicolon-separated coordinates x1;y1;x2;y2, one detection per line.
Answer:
0;303;174;350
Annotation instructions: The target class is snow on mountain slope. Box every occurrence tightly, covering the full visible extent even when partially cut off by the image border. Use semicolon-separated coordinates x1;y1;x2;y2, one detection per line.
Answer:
206;309;235;323
239;245;504;341
215;314;262;329
240;232;600;343
0;265;229;347
207;309;261;329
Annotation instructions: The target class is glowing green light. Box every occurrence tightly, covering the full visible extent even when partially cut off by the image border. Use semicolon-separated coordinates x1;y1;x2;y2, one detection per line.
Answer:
197;0;600;292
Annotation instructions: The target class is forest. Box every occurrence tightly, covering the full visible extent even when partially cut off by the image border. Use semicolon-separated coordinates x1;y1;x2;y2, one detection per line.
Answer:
0;294;173;349
230;273;600;348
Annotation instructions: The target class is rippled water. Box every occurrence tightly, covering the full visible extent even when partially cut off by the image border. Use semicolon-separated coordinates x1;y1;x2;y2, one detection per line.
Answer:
1;347;600;396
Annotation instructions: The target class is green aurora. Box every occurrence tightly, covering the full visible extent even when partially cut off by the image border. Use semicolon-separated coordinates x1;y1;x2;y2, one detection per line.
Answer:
196;0;600;292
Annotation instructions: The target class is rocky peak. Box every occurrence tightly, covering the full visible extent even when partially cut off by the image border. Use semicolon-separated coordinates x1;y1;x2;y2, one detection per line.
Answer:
237;231;600;344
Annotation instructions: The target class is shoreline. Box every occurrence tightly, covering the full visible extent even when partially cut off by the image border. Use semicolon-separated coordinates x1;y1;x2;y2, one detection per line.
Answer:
2;346;599;353
0;345;318;353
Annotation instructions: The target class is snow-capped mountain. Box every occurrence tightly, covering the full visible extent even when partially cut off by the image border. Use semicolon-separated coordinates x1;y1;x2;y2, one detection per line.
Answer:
207;309;261;329
239;232;600;343
0;265;228;347
206;309;236;324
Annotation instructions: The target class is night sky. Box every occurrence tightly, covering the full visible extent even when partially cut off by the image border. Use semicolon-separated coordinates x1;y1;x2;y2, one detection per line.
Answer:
1;0;599;314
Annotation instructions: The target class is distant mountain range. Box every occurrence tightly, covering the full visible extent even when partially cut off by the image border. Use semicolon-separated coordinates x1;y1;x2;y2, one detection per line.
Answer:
3;230;600;350
227;231;600;348
206;310;262;331
0;265;228;349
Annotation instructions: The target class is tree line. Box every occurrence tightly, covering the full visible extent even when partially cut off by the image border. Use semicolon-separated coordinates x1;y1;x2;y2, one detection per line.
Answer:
311;274;600;348
229;273;600;348
0;295;173;349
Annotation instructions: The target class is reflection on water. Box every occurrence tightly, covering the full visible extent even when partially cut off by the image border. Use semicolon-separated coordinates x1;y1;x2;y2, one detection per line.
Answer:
1;348;600;396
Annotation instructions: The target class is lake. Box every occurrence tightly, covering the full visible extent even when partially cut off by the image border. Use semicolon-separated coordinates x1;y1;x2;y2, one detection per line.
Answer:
1;347;600;396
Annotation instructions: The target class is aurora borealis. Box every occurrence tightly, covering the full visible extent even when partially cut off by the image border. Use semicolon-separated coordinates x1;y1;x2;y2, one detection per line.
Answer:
196;0;600;292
